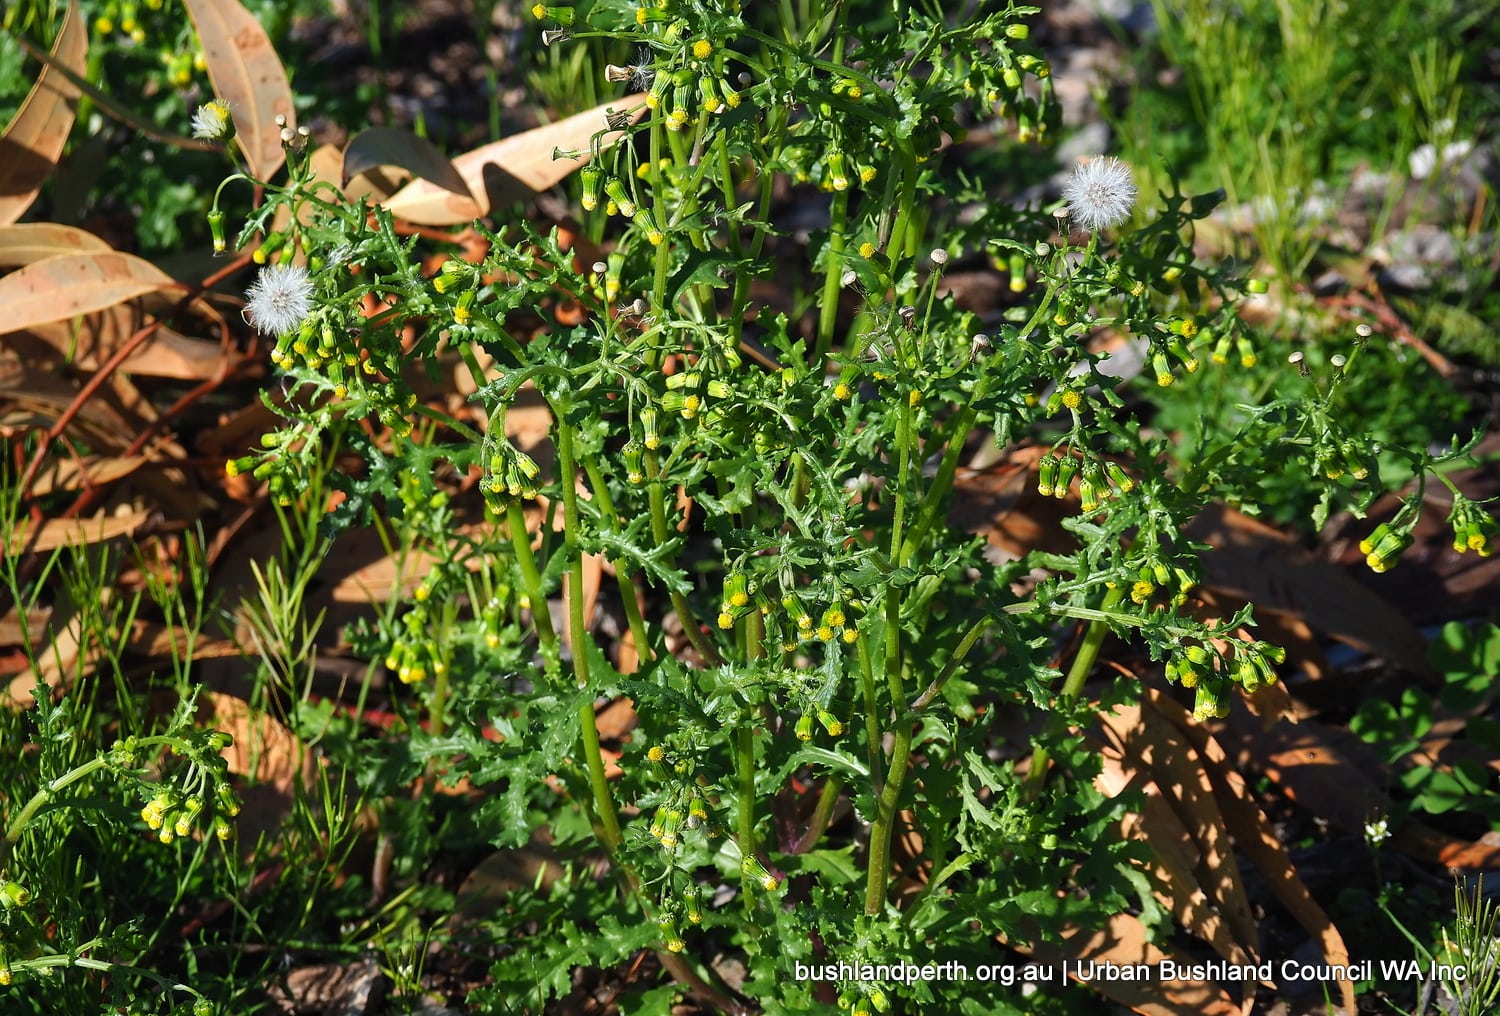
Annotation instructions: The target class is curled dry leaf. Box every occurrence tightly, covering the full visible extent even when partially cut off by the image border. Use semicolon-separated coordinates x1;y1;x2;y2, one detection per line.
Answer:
197;690;307;796
181;0;294;181
4;508;150;557
1097;700;1261;972
28;454;147;498
382;97;648;225
1188;503;1433;677
1163;694;1358;1015
0;0;85;226
342;127;474;199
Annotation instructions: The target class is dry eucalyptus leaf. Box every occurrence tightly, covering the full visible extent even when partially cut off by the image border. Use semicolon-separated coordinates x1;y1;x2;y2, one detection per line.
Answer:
0;0;85;225
182;0;295;181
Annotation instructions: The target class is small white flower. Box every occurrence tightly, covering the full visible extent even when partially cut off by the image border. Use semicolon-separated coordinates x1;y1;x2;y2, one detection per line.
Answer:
1364;817;1390;846
190;100;234;142
243;264;314;337
1061;156;1137;233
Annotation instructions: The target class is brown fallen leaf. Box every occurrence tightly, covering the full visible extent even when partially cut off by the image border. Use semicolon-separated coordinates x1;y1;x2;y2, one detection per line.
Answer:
4;508;150;556
1226;706;1500;871
342;127;474;200
28;454;147;497
1003;915;1244;1016
382;97;648;225
0;356;141;446
1097;700;1261;974
1162;692;1358;1015
0;252;186;336
0;607;51;648
0;0;85;226
0;222;111;265
10;299;228;381
181;0;294;182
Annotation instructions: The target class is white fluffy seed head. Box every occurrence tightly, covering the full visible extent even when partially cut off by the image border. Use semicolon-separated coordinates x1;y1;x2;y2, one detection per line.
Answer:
1061;156;1138;233
190;101;233;141
244;264;314;337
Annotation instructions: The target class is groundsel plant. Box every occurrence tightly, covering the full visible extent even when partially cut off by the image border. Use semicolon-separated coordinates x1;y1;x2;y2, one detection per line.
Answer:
211;1;1489;1010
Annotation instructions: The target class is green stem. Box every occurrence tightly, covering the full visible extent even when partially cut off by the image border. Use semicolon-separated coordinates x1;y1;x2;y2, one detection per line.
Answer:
4;754;112;853
506;499;554;645
735;724;756;869
581;457;654;663
901;370;993;558
857;634;883;795
909;617;992;711
1024;586;1126;795
813;188;850;369
864;722;912;915
645;453;724;666
556;418;622;852
792;774;843;854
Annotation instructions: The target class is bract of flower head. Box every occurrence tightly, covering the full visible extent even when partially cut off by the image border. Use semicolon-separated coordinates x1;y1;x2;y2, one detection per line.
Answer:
191;100;234;142
1061;155;1137;233
243;263;314;337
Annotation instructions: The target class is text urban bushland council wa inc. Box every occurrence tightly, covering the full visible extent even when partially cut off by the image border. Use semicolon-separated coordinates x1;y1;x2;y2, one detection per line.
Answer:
794;959;1469;987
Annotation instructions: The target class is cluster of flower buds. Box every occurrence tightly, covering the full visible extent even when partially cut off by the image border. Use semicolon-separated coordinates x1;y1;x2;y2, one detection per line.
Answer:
1359;520;1415;573
793;702;845;741
225;421;343;508
1149;319;1202;387
837;986;892;1015
95;0;185;45
716;572;760;630
661;370;736;423
1207;329;1259;369
1118;559;1194;608
1448;495;1497;557
644;744;718;854
384;611;446;686
1313;437;1373;482
131;731;240;845
644;61;740;131
1036;451;1135;512
774;589;862;649
1165;640;1285;720
479;441;542;515
651;880;706;951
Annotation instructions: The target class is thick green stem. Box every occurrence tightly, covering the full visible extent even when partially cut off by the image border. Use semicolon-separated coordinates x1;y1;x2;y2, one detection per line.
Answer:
864;722;912;915
3;753;112;865
909;617;992;711
505;500;554;646
813;188;851;368
581;456;654;663
793;775;843;854
645;453;724;666
735;724;756;867
556;419;622;852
